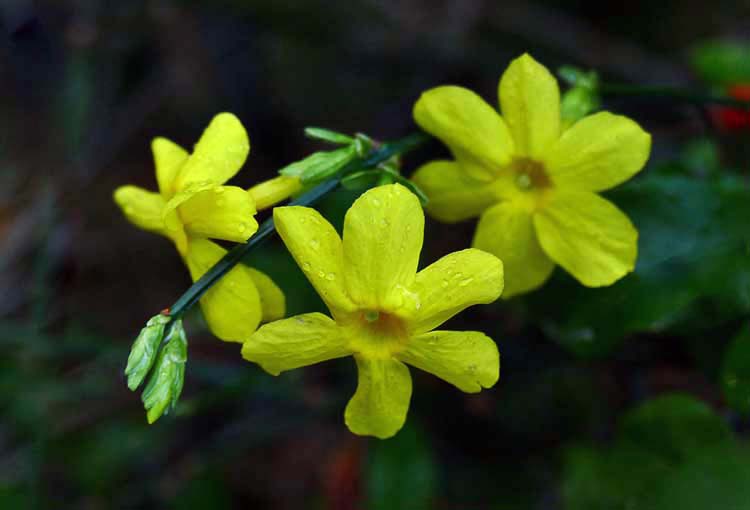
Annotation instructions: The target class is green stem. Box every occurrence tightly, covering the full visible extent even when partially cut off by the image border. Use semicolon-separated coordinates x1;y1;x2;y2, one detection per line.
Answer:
168;131;430;319
600;83;750;108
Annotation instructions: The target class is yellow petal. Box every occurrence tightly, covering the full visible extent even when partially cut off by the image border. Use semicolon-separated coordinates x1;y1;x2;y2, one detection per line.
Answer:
408;249;504;334
499;54;560;158
241;313;350;375
152;137;188;198
345;356;412;439
247;267;286;322
473;200;555;298
248;175;302;210
413;86;514;181
544;112;652;192
342;184;423;311
273;206;356;315
399;331;499;393
174;113;250;190
178;186;259;243
184;239;262;342
534;190;637;287
410;160;498;223
113;185;167;234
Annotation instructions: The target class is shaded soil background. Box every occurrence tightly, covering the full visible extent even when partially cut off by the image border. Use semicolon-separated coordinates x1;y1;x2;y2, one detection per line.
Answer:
2;0;750;508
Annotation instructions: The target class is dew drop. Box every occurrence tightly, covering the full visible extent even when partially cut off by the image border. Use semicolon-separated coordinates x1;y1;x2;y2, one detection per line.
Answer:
325;272;336;281
459;278;474;287
309;239;320;250
441;279;449;288
213;187;225;194
371;198;381;207
237;223;247;233
302;261;312;271
317;270;325;278
215;199;225;207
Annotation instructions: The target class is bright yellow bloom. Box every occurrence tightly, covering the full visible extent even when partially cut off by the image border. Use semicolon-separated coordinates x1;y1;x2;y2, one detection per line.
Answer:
114;113;285;341
241;184;504;438
412;54;652;297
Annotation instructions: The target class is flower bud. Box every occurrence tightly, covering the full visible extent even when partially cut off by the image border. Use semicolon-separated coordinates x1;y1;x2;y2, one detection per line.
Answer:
124;314;170;391
141;320;188;424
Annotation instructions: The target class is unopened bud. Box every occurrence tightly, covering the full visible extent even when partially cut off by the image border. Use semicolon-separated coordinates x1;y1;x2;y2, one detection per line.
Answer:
141;320;188;424
124;314;170;391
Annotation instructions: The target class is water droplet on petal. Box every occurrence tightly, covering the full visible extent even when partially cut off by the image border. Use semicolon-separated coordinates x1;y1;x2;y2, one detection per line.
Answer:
302;261;312;271
309;239;320;250
237;223;247;233
325;272;336;281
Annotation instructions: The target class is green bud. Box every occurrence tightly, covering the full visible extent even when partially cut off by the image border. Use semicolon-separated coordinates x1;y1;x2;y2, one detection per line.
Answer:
558;66;599;90
124;314;170;391
560;86;601;126
279;145;358;184
141;320;188;424
304;127;354;145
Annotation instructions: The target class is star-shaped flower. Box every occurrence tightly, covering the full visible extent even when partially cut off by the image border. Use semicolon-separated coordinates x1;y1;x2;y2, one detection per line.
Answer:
241;184;504;438
114;113;284;341
412;54;652;297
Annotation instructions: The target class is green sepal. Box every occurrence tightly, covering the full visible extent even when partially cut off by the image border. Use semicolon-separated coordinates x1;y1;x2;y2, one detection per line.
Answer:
279;145;357;184
141;320;188;424
379;164;428;206
561;87;601;125
124;314;170;391
304;127;354;145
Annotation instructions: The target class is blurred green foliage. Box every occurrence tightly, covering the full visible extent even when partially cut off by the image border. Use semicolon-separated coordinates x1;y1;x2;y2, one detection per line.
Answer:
562;394;750;509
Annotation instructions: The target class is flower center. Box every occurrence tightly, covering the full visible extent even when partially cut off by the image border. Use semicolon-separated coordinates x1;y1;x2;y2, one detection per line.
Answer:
512;158;550;191
346;309;409;359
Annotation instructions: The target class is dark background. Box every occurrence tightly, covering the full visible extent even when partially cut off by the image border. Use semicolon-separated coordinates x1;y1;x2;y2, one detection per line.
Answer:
2;1;750;508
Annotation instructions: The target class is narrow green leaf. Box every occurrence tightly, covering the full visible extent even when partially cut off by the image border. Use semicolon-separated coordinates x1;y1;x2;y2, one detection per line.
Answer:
340;170;381;190
304;127;354;145
279;146;357;184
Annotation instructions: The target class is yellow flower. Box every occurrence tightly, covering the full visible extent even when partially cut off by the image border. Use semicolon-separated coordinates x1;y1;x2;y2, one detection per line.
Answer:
113;113;285;341
411;54;652;298
241;184;504;438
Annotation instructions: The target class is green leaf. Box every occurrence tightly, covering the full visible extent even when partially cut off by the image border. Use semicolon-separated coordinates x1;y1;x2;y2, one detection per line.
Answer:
721;326;750;415
653;444;750;510
124;314;170;391
141;320;188;424
617;393;732;463
691;40;750;85
562;444;669;510
304;127;354;145
279;145;357;184
365;423;437;510
562;395;740;510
